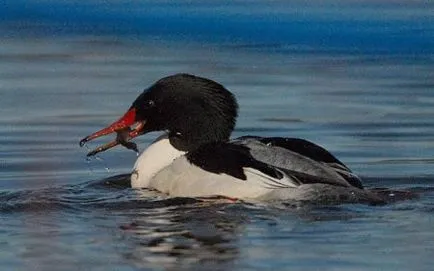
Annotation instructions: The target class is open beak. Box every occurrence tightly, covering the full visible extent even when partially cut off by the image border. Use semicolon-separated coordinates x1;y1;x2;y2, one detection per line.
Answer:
79;108;146;156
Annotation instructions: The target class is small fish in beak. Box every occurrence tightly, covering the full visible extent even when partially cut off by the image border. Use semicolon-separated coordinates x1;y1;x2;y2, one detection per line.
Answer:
80;108;144;156
84;127;139;157
116;127;139;154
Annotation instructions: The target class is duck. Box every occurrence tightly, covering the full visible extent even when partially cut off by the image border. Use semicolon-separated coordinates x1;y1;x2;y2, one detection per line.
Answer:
80;73;381;203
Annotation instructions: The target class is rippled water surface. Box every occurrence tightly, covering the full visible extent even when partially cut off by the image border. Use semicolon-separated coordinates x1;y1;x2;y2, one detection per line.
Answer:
1;1;434;270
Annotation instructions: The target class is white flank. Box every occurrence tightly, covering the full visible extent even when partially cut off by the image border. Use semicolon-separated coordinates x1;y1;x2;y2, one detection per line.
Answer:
148;156;294;199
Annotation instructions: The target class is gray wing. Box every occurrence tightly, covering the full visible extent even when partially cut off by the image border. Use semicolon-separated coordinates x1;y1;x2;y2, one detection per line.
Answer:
231;136;363;189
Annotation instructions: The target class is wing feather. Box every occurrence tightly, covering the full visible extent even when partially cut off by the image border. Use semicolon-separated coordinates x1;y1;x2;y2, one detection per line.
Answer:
232;136;364;189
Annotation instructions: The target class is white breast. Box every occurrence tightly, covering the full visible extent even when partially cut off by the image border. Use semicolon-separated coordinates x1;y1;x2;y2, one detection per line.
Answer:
131;133;185;188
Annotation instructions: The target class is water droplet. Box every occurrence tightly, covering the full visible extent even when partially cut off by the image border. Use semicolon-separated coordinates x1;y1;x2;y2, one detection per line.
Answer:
94;156;103;162
94;155;111;173
85;157;95;174
85;153;111;174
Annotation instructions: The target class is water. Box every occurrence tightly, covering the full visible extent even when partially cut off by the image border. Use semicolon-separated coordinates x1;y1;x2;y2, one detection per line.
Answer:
1;1;434;270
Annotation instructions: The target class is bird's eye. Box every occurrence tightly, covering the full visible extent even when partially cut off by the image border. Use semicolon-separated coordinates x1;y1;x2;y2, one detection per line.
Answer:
147;100;155;107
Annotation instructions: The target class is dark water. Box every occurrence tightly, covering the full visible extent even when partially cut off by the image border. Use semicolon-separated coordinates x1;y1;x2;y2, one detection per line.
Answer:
1;1;434;270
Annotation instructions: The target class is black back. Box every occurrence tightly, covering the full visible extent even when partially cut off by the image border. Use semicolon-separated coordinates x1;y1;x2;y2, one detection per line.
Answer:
186;143;284;181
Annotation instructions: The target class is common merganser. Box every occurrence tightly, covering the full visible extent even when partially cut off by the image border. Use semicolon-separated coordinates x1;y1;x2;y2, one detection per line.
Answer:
80;74;379;202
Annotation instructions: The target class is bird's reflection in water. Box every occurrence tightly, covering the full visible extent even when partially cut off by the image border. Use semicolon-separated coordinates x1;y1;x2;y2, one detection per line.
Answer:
117;197;255;270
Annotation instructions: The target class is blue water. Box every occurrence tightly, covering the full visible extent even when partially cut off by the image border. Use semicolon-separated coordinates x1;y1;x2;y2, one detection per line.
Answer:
1;1;434;270
3;0;434;55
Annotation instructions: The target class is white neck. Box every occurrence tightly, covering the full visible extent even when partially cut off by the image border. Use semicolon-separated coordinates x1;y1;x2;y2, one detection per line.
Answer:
131;133;186;188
